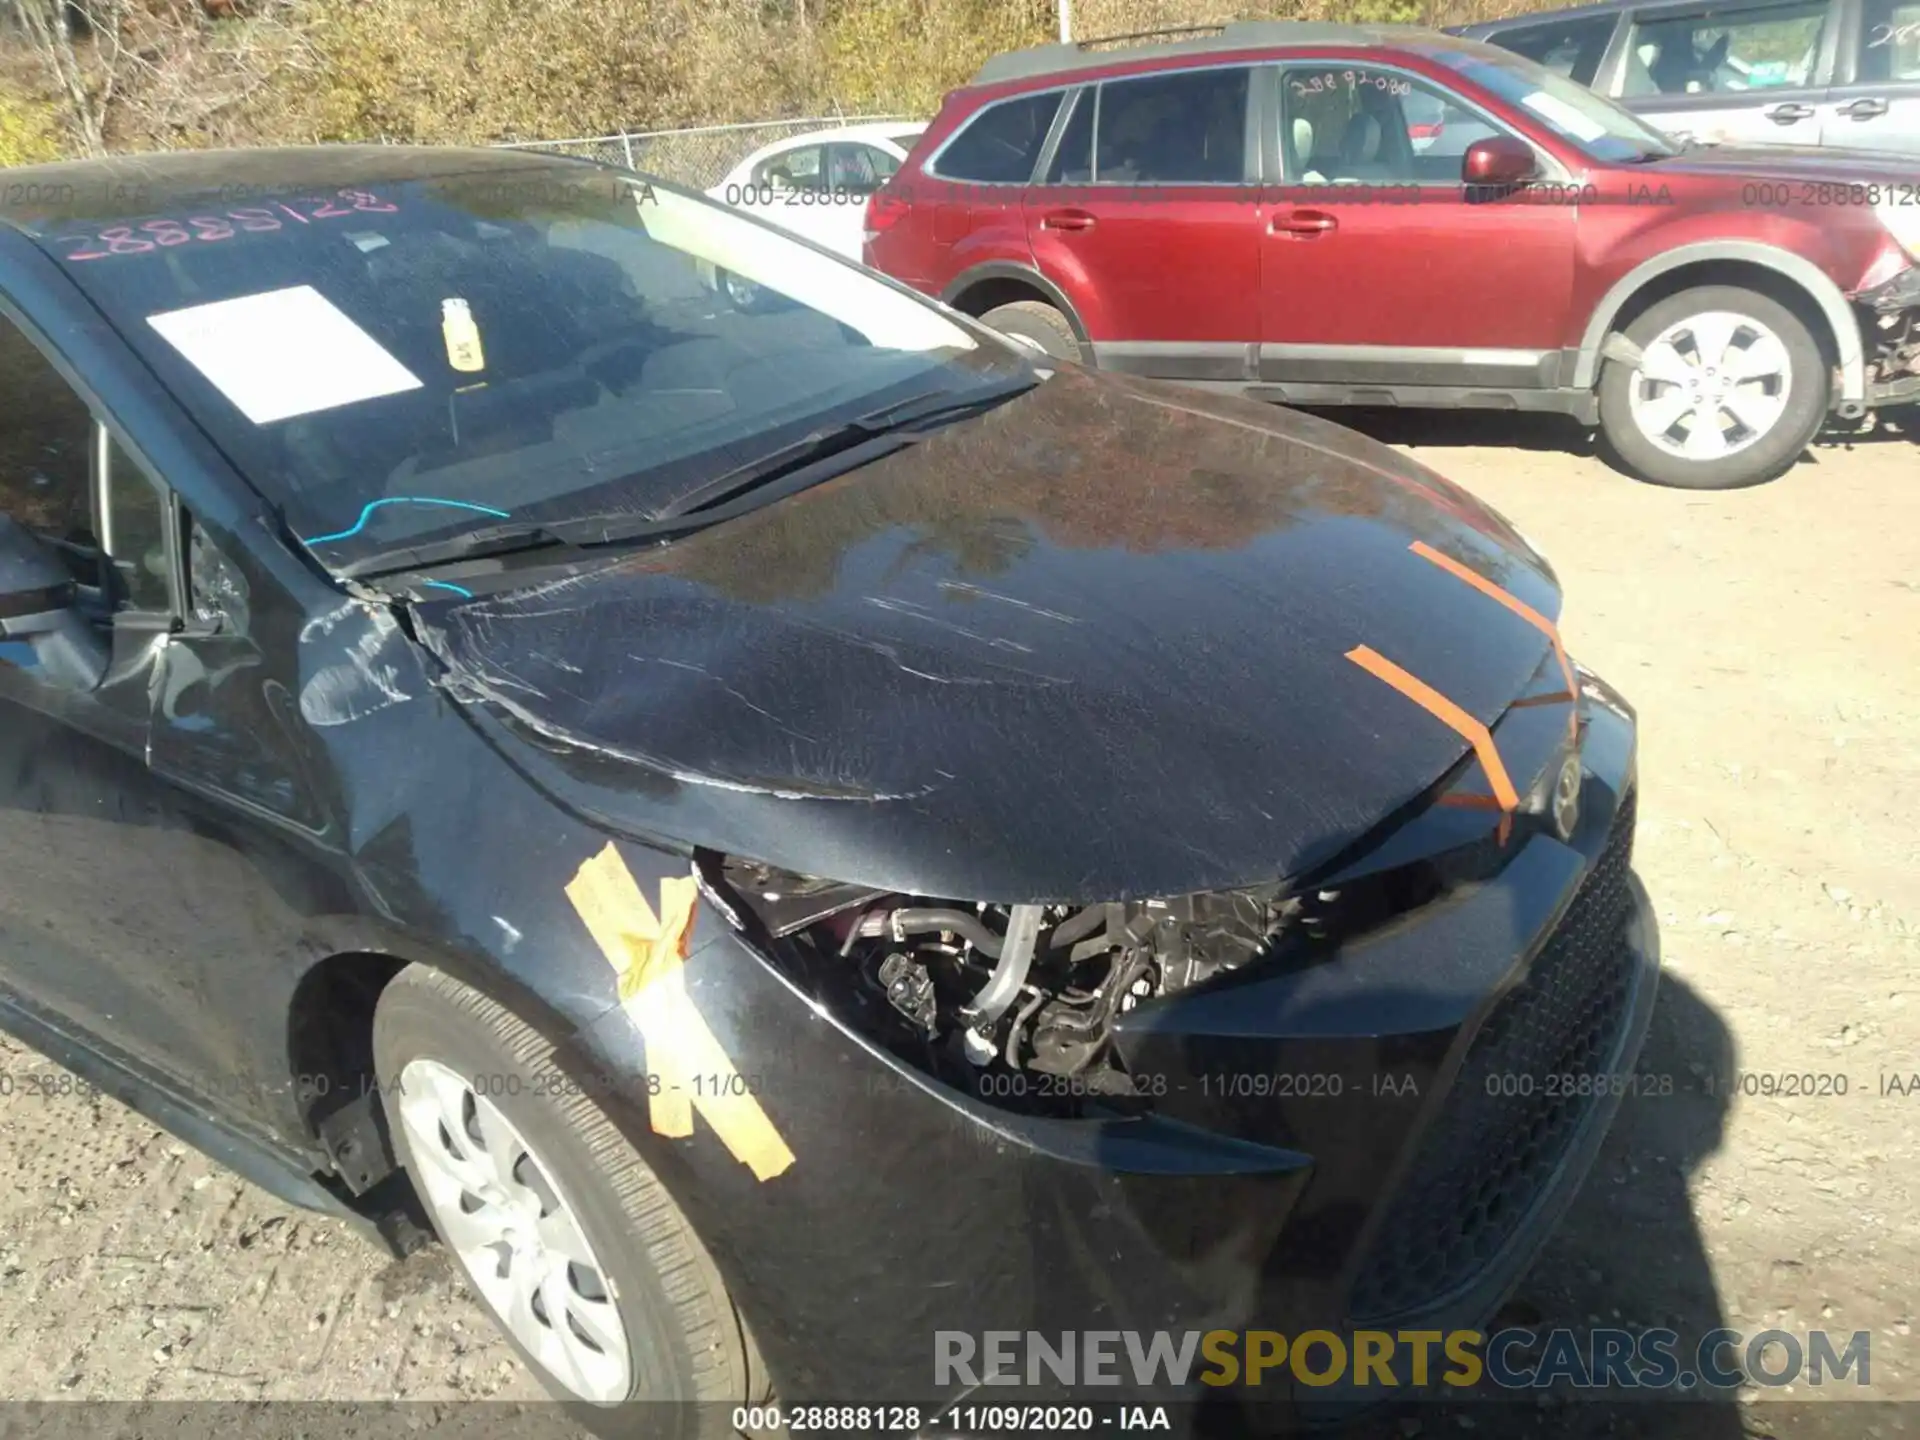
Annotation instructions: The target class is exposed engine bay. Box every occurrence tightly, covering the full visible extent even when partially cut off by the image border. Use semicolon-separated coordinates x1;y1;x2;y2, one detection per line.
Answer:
713;858;1330;1109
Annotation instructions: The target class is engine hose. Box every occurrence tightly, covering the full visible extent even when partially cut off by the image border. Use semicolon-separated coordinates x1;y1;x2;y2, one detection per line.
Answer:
1006;987;1047;1068
856;908;1005;959
1045;905;1107;950
961;903;1044;1030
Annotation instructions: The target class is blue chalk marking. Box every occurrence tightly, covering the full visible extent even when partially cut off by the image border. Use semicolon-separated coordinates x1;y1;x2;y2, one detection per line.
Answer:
301;496;511;546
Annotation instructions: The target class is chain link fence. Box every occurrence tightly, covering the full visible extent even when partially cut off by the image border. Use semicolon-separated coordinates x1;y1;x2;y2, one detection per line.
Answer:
500;114;919;190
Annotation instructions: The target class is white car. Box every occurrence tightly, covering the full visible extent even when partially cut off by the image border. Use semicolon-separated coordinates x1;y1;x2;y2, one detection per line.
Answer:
707;121;928;262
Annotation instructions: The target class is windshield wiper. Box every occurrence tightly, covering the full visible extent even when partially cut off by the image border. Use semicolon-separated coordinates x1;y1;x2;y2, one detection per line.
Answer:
331;521;585;579
337;375;1038;582
650;375;1038;522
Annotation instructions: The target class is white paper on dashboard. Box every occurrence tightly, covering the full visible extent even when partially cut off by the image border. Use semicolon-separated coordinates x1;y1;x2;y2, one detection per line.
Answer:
146;284;423;425
1520;92;1609;142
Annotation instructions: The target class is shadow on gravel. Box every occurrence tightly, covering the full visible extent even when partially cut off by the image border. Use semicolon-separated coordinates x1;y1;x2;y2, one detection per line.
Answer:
1306;409;1603;459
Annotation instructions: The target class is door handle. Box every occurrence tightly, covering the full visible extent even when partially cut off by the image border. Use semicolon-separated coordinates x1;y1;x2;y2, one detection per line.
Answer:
1271;209;1338;236
1040;209;1096;232
1765;102;1816;122
1835;96;1890;120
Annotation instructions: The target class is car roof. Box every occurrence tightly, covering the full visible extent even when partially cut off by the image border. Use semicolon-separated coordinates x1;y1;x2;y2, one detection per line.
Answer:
970;19;1447;85
0;144;602;232
753;121;928;149
724;123;930;178
1454;0;1629;35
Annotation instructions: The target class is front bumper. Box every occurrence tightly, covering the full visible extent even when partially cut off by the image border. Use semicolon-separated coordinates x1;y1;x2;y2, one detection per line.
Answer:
1854;264;1920;407
578;668;1659;1411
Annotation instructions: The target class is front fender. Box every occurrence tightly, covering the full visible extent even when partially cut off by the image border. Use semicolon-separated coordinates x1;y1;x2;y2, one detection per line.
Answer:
1572;237;1865;405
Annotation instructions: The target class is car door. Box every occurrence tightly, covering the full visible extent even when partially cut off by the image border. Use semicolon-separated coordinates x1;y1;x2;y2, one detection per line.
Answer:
0;300;340;1150
1825;0;1920;150
0;310;228;1090
732;141;837;247
910;89;1063;295
1022;65;1263;376
1601;0;1838;145
1258;62;1578;391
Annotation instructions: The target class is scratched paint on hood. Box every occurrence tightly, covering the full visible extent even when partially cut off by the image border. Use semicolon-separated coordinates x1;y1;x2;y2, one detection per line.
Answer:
421;368;1560;902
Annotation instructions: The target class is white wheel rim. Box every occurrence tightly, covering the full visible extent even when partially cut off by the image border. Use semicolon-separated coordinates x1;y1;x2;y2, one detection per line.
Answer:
1627;309;1794;462
396;1059;631;1402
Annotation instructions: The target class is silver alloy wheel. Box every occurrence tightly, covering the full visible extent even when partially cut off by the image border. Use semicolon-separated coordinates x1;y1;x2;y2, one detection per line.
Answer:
1626;309;1793;462
397;1058;631;1402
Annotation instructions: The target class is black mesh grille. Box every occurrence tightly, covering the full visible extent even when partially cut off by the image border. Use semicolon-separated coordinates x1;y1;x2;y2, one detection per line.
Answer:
1347;794;1639;1323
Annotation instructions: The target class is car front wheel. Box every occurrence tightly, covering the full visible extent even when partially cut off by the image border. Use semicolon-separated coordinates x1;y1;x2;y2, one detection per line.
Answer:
372;965;761;1435
1597;285;1828;489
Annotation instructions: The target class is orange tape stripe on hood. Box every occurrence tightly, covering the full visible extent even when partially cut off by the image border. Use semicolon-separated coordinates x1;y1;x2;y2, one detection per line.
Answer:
1346;645;1521;813
1408;540;1579;739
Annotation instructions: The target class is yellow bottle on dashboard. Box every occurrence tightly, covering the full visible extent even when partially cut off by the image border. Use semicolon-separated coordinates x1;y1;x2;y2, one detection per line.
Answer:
441;298;485;373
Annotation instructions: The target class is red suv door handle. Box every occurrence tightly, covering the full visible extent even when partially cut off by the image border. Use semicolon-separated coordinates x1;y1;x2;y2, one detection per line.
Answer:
1271;209;1338;236
1040;209;1096;232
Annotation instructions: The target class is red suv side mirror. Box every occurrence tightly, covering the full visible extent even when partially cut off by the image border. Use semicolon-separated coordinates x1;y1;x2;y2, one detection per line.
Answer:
1461;136;1538;188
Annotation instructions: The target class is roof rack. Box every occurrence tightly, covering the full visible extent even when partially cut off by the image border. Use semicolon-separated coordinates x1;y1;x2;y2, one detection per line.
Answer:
1075;22;1229;48
969;19;1401;86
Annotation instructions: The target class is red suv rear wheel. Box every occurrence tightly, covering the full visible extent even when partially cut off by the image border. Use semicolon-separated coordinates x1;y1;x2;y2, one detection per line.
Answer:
980;301;1084;365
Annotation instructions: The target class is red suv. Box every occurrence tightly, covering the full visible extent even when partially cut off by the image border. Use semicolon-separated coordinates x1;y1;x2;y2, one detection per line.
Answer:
863;21;1920;489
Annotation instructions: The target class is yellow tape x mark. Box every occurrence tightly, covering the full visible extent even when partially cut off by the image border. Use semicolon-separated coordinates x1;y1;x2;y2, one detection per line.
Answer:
564;844;796;1182
1346;644;1519;845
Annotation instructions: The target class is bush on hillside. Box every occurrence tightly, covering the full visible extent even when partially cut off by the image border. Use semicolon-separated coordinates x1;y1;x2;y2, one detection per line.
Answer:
0;86;64;166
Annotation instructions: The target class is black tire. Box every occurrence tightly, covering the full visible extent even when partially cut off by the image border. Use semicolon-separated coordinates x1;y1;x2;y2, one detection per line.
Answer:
979;299;1085;364
1597;284;1828;490
372;966;763;1437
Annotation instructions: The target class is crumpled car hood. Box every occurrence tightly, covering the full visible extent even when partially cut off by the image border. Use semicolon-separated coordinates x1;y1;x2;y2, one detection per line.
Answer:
425;368;1559;903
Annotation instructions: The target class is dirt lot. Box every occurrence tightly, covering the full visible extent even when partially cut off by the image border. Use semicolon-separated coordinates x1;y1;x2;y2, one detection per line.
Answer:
1;410;1916;1430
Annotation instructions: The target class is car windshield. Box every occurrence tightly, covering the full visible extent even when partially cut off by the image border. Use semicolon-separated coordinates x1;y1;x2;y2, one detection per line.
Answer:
1418;42;1681;162
39;163;1021;573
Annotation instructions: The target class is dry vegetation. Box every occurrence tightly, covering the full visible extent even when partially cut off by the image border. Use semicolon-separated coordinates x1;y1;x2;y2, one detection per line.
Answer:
0;0;1544;163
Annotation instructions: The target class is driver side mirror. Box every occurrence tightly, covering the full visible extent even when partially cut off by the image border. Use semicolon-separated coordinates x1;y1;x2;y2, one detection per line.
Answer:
1461;135;1539;189
0;517;110;691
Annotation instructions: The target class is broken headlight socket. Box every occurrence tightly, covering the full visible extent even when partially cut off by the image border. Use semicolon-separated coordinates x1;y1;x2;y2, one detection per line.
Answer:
709;855;888;943
1551;752;1583;841
1522;739;1587;844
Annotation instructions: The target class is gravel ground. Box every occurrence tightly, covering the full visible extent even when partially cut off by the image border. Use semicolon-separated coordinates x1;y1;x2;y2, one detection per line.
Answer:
1;410;1916;1433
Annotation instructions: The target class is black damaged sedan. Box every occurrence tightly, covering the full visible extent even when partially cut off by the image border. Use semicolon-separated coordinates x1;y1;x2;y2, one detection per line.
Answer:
0;147;1658;1427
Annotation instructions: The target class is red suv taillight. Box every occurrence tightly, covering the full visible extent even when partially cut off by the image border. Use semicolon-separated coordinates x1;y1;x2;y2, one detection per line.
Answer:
863;187;911;251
